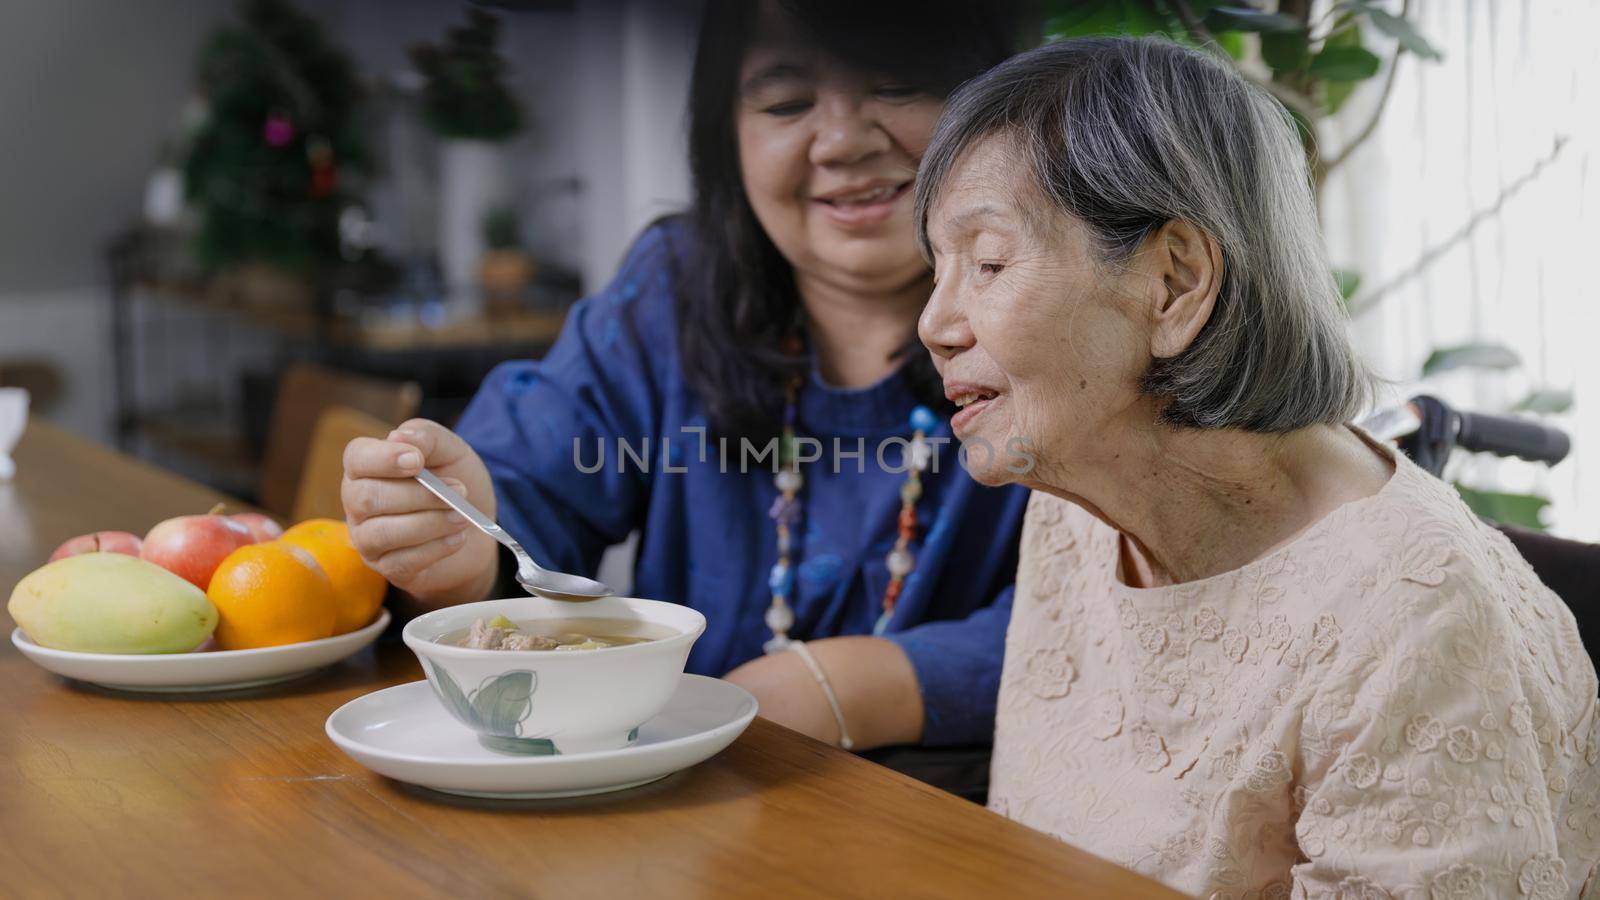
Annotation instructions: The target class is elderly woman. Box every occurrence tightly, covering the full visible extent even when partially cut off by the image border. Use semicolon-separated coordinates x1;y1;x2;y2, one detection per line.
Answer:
915;37;1600;898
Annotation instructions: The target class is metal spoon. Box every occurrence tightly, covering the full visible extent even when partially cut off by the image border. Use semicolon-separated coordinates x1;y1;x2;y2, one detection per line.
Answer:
413;468;613;602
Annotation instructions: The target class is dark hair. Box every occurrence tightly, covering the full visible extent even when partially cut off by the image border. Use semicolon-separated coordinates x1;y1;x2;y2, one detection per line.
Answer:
678;0;1020;439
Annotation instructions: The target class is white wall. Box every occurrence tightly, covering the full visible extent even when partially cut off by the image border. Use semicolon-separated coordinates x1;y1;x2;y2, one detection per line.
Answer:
0;0;227;443
576;0;697;291
0;1;228;291
0;291;112;442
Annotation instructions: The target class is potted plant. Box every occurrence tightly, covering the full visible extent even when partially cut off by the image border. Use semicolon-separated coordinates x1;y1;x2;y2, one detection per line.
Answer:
410;9;524;312
479;207;537;316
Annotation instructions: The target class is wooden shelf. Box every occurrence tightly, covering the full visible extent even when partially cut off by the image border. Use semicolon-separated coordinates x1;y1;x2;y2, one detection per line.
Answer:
337;306;566;351
126;410;262;501
129;276;567;352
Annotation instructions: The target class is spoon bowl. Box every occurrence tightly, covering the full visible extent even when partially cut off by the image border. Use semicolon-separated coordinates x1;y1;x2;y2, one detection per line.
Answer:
413;469;613;602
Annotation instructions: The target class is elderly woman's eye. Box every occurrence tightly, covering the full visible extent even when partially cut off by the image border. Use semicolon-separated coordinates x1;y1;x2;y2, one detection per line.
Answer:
978;262;1005;277
763;99;813;117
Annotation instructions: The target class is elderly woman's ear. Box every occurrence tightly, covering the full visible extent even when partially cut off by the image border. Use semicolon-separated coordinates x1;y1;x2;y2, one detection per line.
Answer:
1147;220;1223;360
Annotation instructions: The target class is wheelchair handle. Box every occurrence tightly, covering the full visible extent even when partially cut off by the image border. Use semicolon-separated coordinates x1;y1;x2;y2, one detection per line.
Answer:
1454;410;1571;467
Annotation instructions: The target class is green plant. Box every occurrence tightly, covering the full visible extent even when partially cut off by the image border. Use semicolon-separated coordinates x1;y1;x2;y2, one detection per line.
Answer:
483;207;524;251
1042;1;1440;191
1419;342;1573;531
1452;484;1552;532
409;9;523;141
181;0;368;272
1039;3;1433;316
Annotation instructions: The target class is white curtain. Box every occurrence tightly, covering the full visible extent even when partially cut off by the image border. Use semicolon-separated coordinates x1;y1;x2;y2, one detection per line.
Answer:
1322;0;1600;539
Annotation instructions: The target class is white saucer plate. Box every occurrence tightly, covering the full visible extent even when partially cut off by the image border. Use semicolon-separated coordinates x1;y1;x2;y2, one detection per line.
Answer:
326;673;758;799
10;609;390;693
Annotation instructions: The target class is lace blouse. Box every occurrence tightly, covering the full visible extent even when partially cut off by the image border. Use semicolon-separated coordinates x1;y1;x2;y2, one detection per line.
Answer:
989;440;1600;899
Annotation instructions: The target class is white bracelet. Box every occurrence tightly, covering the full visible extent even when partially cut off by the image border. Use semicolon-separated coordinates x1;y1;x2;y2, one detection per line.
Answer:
788;640;854;750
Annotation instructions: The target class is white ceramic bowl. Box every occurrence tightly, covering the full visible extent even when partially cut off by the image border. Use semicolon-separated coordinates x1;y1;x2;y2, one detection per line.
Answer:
402;595;705;756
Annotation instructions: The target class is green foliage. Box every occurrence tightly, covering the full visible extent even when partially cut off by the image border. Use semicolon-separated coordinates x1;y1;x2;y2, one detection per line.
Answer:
1203;6;1301;33
1321;74;1359;114
1260;29;1310;72
1044;0;1244;57
1309;44;1382;80
1045;0;1168;38
1037;0;1442;123
1453;483;1550;531
410;9;523;141
1360;5;1443;59
181;0;367;272
1511;389;1575;415
1315;24;1365;112
1332;267;1361;303
1420;342;1522;377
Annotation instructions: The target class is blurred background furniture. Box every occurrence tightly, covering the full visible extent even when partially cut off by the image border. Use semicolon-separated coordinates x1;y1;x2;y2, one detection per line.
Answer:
290;404;398;522
107;230;570;504
259;364;421;517
0;360;63;416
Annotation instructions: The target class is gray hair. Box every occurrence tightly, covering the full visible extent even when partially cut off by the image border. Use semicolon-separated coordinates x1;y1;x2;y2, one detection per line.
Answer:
915;36;1371;432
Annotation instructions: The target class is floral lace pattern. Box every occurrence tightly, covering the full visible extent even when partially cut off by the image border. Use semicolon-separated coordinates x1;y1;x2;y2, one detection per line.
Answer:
989;446;1600;899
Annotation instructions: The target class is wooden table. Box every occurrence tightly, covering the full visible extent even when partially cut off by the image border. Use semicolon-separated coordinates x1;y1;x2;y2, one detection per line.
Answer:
0;421;1185;899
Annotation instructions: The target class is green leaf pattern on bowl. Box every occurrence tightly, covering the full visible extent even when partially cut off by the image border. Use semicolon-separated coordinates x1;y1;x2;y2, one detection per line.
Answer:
472;670;536;736
479;734;560;755
426;660;539;737
426;659;478;726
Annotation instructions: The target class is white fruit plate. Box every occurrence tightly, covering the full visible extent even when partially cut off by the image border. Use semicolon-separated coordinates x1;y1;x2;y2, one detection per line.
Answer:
10;609;390;693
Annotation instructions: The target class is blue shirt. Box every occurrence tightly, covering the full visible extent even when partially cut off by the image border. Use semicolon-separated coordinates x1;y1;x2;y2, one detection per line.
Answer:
454;220;1029;745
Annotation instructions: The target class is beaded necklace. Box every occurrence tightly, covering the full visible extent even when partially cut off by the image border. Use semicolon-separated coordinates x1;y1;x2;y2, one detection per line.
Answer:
761;375;938;654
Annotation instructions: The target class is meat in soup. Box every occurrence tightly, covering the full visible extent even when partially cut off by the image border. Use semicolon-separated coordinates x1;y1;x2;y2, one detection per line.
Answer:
443;615;671;651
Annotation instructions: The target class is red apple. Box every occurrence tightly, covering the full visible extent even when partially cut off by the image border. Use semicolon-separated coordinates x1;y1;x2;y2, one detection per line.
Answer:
48;531;144;562
140;514;255;590
230;512;284;543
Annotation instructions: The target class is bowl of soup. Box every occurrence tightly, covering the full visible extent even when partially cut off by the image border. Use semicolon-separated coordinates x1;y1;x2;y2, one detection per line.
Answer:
402;595;706;755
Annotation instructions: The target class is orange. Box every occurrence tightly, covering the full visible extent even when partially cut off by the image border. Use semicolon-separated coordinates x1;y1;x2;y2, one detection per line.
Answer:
207;542;337;649
280;518;387;634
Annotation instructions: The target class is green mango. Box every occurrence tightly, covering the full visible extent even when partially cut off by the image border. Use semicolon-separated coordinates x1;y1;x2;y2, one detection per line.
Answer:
9;552;218;653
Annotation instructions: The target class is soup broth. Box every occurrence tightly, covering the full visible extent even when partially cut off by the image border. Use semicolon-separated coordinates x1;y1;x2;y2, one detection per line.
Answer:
441;615;676;651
